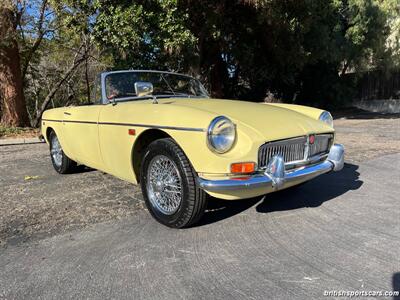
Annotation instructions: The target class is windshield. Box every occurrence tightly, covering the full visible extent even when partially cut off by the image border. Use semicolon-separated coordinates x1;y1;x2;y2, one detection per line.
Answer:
105;71;209;101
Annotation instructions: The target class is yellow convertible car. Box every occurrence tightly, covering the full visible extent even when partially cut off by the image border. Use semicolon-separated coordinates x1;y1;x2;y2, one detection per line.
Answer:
41;70;344;228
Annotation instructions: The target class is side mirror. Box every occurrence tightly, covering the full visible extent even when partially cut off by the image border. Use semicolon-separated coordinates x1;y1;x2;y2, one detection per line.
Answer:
134;81;153;97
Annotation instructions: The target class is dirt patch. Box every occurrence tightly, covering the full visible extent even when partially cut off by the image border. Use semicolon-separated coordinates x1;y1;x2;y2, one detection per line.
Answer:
0;126;39;139
0;144;145;247
334;116;400;162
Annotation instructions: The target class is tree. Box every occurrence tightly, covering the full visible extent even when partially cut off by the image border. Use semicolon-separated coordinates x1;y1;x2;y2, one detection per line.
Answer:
377;0;400;68
21;0;103;126
0;0;30;127
2;0;398;128
92;1;197;74
296;0;390;107
31;43;90;127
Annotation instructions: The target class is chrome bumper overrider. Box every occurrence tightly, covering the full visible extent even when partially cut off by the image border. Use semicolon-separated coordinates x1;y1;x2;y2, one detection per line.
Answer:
198;144;345;193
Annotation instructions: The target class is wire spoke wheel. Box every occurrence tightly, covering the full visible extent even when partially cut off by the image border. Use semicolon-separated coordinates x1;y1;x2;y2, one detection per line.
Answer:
51;135;63;167
48;131;76;174
146;155;183;215
141;138;207;228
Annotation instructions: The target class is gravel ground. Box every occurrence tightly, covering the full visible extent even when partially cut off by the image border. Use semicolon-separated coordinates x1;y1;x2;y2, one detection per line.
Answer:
0;112;399;299
0;153;399;299
334;115;400;162
0;144;144;246
0;112;399;246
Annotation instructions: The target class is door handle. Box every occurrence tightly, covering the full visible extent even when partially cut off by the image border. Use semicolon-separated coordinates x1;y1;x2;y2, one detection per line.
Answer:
64;112;71;116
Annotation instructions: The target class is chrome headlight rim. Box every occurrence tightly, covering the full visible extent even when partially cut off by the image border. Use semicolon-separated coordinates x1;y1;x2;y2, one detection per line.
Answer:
319;111;334;128
207;116;236;154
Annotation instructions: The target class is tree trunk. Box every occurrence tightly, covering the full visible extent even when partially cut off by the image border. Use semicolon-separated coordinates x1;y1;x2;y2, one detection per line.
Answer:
0;2;30;127
208;46;226;98
340;61;349;77
85;57;91;104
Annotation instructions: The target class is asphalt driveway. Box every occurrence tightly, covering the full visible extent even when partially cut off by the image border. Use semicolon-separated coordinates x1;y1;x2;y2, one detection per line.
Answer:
0;153;399;298
0;113;399;299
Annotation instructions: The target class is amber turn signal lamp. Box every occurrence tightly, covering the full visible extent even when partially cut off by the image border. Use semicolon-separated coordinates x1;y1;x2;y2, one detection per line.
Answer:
128;129;136;136
230;162;256;174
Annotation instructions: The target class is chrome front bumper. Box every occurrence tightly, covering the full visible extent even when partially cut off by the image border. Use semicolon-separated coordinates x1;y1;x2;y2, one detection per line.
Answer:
198;144;344;194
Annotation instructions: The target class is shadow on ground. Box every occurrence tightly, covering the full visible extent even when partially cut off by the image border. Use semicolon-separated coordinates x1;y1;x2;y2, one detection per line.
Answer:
70;164;95;174
333;107;400;120
198;163;362;226
393;273;400;300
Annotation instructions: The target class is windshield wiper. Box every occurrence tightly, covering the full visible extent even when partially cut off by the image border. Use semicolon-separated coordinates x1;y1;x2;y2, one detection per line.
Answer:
110;93;202;105
111;95;154;104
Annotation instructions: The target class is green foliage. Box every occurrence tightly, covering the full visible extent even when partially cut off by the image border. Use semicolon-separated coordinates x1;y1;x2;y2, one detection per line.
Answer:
92;0;197;70
296;0;390;107
0;125;36;137
376;0;400;68
16;0;400;117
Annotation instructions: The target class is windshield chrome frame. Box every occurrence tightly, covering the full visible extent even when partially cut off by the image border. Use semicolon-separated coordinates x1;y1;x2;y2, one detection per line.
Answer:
100;70;209;104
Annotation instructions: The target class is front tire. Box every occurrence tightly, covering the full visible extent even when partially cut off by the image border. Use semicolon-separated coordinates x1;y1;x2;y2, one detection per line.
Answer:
49;131;76;174
140;138;207;228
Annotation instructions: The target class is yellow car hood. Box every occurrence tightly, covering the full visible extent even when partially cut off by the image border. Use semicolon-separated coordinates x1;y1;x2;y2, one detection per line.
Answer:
161;98;333;140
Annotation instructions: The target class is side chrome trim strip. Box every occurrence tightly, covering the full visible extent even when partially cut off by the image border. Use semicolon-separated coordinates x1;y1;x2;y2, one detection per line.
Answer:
42;119;62;123
41;119;205;132
99;122;205;132
65;120;97;125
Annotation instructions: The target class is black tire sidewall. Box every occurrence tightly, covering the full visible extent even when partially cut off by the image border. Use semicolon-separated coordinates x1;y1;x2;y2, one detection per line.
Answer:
49;131;72;174
140;139;194;227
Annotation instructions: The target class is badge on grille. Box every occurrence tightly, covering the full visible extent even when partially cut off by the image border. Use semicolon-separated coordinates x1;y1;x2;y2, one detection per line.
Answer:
309;135;315;144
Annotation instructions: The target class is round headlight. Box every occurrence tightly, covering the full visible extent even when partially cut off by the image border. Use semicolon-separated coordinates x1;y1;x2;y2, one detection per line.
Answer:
207;116;236;153
319;111;334;127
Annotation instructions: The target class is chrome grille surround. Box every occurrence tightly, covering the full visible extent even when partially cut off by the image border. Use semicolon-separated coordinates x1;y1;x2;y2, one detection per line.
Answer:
308;134;334;157
258;134;334;170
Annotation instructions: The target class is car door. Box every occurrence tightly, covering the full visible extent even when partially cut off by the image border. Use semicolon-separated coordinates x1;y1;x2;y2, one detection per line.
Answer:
62;105;104;170
97;103;138;182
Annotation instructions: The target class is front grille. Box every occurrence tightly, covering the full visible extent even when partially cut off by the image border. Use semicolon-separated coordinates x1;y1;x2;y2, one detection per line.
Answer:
258;134;333;169
308;134;333;157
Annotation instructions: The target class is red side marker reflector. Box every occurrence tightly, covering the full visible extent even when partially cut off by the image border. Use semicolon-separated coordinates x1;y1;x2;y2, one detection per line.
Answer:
128;129;136;136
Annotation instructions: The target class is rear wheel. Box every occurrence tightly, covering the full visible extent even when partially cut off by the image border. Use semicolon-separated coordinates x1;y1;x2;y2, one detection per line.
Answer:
49;131;76;174
140;138;207;228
